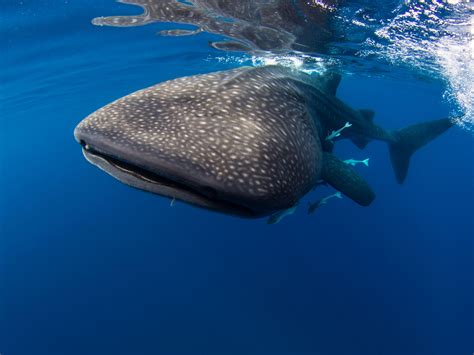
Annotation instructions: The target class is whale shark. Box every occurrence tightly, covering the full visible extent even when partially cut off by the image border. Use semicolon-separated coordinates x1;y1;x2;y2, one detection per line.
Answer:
74;66;454;218
92;0;341;54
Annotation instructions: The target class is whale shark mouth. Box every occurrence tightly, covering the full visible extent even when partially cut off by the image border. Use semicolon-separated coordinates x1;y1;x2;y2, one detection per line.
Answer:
79;142;259;218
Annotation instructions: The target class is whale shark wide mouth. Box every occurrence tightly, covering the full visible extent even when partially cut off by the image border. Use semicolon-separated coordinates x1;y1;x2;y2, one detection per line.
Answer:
78;142;259;218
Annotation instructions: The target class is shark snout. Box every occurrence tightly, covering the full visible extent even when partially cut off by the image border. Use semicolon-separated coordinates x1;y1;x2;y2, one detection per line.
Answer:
74;118;271;218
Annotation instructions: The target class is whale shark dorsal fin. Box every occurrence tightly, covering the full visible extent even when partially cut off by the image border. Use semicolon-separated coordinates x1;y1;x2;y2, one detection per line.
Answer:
321;153;375;206
359;109;375;122
320;72;341;96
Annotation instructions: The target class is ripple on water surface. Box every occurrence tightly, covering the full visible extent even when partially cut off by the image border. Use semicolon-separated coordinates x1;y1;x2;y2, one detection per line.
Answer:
91;0;474;130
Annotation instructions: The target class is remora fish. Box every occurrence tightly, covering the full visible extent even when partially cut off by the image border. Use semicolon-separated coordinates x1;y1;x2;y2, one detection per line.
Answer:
74;66;454;218
267;204;298;225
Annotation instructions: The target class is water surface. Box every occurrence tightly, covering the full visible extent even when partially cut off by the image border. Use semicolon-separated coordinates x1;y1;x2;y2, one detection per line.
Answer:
1;1;473;354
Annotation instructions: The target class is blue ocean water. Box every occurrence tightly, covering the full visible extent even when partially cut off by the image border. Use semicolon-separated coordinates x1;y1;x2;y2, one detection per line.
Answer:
1;1;473;354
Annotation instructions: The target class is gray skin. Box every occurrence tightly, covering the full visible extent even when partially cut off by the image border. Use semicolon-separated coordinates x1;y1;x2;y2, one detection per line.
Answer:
92;0;342;54
74;65;454;218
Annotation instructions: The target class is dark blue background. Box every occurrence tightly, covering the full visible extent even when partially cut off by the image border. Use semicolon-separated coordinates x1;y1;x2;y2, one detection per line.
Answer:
1;1;473;354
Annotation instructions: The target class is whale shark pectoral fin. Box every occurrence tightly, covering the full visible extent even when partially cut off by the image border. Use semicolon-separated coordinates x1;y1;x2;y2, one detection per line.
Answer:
209;40;252;52
321;153;375;206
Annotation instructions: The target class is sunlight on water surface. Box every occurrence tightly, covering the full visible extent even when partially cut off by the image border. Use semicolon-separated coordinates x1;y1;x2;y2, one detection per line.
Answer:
92;0;473;130
368;0;474;130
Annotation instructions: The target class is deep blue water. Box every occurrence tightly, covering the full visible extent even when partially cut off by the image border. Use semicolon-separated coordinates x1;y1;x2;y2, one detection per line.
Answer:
1;1;473;354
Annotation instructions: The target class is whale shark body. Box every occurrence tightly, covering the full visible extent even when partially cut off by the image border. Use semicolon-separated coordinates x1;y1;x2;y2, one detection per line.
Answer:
74;66;453;218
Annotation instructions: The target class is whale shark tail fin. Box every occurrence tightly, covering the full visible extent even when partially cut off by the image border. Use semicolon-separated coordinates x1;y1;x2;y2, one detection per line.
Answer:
389;118;454;184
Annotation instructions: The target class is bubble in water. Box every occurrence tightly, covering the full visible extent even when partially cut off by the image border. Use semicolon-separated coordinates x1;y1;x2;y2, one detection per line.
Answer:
436;26;474;131
211;52;334;76
369;0;474;131
437;2;473;130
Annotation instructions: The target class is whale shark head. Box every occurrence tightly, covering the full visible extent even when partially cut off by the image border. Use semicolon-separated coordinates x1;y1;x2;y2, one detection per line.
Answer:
74;66;323;217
